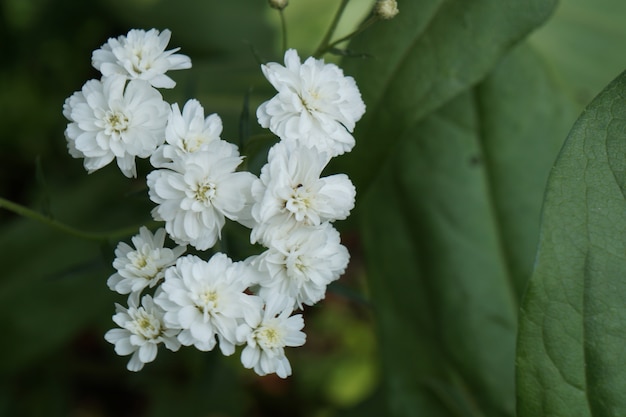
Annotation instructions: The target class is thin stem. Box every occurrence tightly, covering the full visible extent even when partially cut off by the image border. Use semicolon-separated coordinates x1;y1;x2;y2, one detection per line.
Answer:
0;196;146;242
313;0;351;58
325;15;378;52
279;8;288;52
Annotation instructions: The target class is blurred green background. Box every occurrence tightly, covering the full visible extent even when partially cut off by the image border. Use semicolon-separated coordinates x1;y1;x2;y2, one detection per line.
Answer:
0;0;624;416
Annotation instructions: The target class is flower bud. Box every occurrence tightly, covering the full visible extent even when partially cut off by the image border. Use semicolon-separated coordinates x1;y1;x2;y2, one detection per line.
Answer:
375;0;399;20
268;0;288;10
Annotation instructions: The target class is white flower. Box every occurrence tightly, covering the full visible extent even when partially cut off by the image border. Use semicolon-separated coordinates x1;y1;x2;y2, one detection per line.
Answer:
92;28;191;89
104;292;181;372
151;99;228;169
257;49;365;156
147;140;256;250
107;227;186;295
250;142;355;245
237;296;306;378
155;254;263;355
63;75;170;178
254;223;349;308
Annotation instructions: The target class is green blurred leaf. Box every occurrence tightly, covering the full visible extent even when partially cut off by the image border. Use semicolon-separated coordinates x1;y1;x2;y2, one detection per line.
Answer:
0;170;151;375
517;70;626;416
529;0;626;108
360;43;574;417
101;0;274;57
339;0;557;191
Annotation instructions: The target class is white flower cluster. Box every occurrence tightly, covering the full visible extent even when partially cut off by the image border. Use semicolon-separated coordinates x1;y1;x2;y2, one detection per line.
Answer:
63;29;365;377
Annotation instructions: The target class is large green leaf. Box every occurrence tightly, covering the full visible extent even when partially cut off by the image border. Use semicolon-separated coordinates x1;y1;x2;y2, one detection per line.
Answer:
516;70;626;416
339;0;557;191
0;169;151;374
529;0;626;108
360;44;574;417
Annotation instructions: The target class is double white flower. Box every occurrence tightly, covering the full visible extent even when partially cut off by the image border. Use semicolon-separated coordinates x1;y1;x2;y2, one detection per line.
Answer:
253;223;349;309
237;295;306;378
92;28;191;89
250;141;356;245
147;140;255;251
155;254;263;355
151;99;226;169
257;49;365;157
108;227;186;295
104;292;181;371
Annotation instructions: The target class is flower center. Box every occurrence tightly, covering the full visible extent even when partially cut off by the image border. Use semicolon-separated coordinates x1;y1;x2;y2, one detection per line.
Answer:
285;184;312;222
284;250;309;281
255;324;284;350
195;289;219;317
129;308;161;340
105;110;130;135
300;88;322;113
194;180;216;204
126;248;163;281
182;136;206;153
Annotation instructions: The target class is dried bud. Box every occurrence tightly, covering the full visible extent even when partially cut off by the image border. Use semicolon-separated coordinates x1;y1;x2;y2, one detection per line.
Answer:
268;0;288;10
375;0;399;20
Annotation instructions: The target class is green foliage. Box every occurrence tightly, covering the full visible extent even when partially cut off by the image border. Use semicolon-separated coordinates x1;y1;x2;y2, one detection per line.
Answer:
355;43;575;416
339;0;557;190
517;70;626;417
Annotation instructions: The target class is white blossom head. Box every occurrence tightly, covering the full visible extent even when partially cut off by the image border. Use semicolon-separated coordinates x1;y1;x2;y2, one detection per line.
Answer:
92;28;192;89
250;141;355;245
254;223;349;309
256;48;365;157
63;75;170;178
155;254;264;355
147;140;256;250
107;227;186;295
104;292;181;372
237;295;306;378
151;99;225;169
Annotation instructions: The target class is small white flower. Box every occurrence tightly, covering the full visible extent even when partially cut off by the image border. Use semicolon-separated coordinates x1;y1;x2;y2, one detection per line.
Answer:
250;142;355;245
147;141;256;250
104;292;181;372
151;99;226;169
237;296;306;378
257;49;365;156
254;223;349;308
155;254;263;355
63;75;170;177
92;28;192;89
107;227;186;295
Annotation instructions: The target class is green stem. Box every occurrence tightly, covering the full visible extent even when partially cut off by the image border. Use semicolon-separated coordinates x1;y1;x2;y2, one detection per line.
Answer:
0;196;146;242
279;8;288;52
325;14;378;52
313;0;351;58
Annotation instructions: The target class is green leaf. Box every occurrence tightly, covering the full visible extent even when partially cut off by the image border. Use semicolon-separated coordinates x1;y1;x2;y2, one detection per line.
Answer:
339;0;557;191
360;44;574;417
0;170;150;374
517;70;626;416
529;0;626;108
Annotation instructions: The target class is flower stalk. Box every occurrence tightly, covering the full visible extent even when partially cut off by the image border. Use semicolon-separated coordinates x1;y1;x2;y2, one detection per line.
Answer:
0;196;146;242
313;0;351;58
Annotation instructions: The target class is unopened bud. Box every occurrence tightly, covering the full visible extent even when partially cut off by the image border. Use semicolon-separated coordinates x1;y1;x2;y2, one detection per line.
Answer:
269;0;288;10
375;0;399;20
